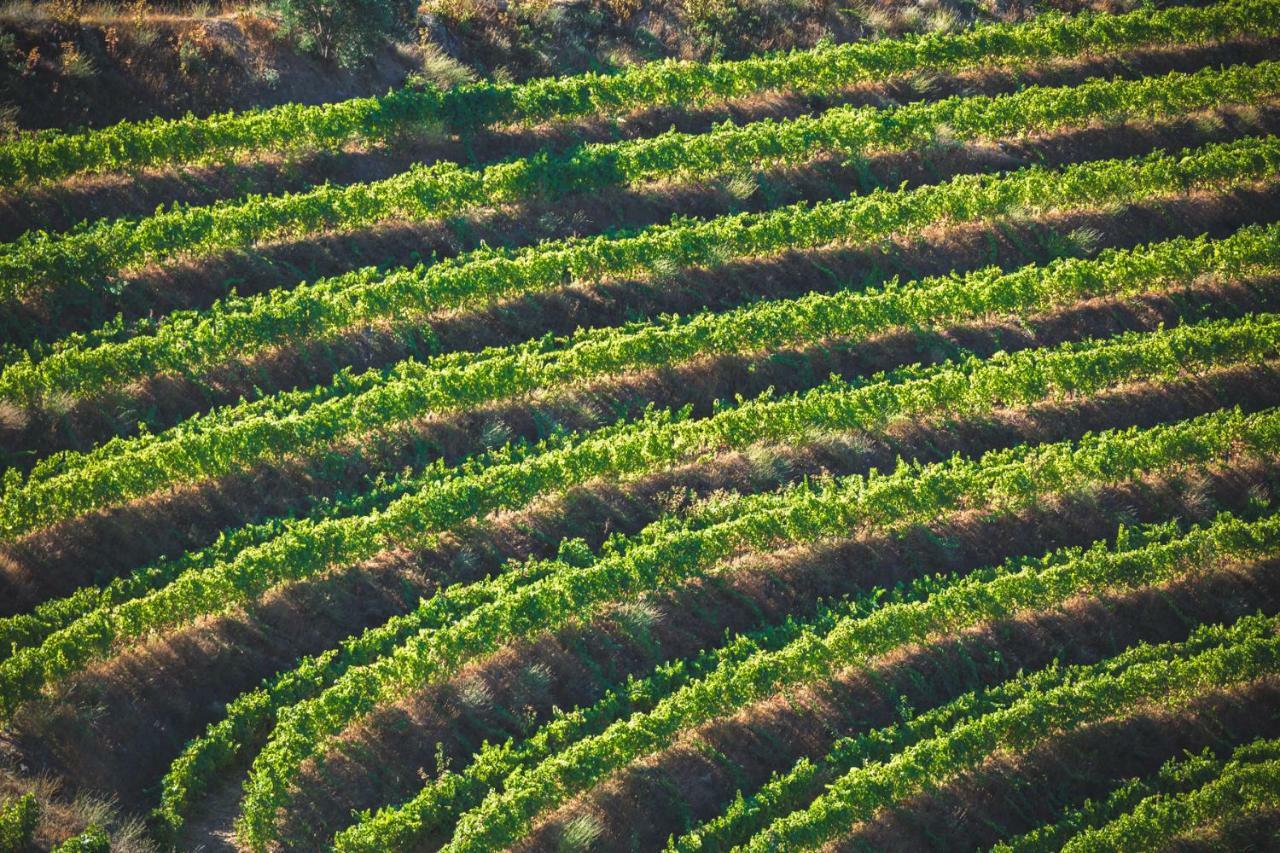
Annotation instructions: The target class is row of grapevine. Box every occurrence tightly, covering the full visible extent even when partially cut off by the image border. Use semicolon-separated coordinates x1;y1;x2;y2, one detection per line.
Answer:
7;57;1280;305
2;216;1268;650
737;623;1280;850
16;131;1280;503
25;217;1280;474
2;0;1272;185
429;509;1280;853
7;138;1280;541
154;552;889;839
110;311;1280;838
330;519;1190;851
7;60;1280;397
995;747;1250;852
0;465;435;659
235;409;1280;848
4;316;1272;718
1062;739;1280;850
127;311;1280;837
671;612;1263;852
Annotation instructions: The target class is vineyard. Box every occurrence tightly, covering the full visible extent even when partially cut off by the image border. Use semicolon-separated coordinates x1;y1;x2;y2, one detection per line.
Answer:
2;0;1280;849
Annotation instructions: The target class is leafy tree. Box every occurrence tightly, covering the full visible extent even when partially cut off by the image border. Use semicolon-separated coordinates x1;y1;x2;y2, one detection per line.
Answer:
274;0;403;67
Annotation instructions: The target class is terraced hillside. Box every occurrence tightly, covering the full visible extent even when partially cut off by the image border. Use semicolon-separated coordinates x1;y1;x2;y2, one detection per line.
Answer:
2;1;1280;849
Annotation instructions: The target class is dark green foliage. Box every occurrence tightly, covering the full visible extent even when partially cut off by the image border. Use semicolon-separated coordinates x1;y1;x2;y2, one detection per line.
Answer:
274;0;408;67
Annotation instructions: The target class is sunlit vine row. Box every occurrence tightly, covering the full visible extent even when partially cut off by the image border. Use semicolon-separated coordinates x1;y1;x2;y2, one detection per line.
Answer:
3;57;1277;303
5;137;1279;540
2;0;1271;185
7;60;1280;396
435;505;1280;852
3;310;1274;723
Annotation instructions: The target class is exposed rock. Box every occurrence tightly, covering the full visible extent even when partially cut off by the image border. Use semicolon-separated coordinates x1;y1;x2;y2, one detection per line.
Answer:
419;11;463;58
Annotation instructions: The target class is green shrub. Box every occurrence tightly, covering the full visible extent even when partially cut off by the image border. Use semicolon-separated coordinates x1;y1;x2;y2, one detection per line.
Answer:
53;825;110;853
0;793;39;852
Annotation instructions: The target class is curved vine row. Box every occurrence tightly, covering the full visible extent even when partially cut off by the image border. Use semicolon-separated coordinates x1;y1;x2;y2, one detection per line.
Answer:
2;0;1272;186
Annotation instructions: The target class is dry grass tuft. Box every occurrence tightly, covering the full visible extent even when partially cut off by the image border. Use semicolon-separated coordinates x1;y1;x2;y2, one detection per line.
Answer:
0;399;29;432
557;812;604;852
454;676;496;713
415;41;475;90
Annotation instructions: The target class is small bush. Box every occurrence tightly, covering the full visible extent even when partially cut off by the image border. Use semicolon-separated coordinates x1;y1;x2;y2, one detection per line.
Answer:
47;0;82;26
54;824;110;853
0;793;40;851
59;40;96;78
